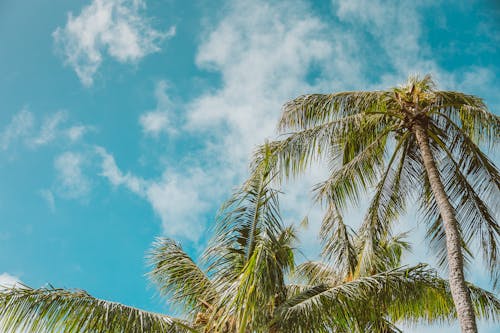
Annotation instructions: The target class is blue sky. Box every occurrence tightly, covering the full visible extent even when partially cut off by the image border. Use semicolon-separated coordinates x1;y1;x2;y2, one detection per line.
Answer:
0;0;498;331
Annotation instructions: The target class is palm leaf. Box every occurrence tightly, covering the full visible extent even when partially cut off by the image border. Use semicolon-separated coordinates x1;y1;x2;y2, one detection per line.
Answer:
147;238;216;317
0;286;195;333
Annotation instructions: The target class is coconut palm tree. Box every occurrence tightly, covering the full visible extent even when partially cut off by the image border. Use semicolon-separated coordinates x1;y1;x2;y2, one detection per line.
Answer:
1;151;499;332
251;74;500;332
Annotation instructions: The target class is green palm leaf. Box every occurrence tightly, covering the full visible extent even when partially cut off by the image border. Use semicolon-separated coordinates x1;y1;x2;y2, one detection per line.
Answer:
0;286;195;333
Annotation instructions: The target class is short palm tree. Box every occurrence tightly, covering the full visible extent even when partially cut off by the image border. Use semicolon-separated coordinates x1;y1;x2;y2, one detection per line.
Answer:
251;74;499;332
1;154;499;332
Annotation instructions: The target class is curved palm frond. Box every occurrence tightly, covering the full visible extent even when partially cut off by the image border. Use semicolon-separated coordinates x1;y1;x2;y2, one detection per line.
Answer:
431;91;500;147
274;265;437;332
203;153;282;281
313;124;394;211
147;238;216;317
387;278;500;325
319;202;357;279
423;119;500;285
295;261;342;286
0;286;195;333
210;226;296;333
278;91;389;132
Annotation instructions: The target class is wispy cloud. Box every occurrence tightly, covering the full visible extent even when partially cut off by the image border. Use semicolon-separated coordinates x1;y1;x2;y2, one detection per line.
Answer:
31;111;67;147
54;152;91;199
66;125;92;142
0;109;34;150
139;80;176;137
39;189;56;212
0;110;91;152
53;0;176;86
96;147;214;241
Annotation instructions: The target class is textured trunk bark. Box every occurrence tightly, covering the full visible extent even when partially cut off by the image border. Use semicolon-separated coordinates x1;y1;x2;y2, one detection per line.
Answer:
414;125;477;333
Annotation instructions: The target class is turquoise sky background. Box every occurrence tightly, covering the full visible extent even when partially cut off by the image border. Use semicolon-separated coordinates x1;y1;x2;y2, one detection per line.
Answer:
0;0;499;331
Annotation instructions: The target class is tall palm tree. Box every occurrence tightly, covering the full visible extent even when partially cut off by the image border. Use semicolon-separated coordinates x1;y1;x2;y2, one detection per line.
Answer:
251;74;500;332
2;154;499;332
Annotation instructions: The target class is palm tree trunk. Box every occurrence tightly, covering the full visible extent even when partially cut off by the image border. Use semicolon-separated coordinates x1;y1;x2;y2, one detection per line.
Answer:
414;125;477;333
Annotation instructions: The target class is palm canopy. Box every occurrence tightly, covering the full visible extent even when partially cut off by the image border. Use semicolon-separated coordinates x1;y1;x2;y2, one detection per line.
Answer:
253;75;499;280
1;153;499;332
250;74;499;332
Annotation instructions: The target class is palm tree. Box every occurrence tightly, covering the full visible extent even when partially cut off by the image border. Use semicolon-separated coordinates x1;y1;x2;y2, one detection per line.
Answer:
251;74;499;332
1;153;499;332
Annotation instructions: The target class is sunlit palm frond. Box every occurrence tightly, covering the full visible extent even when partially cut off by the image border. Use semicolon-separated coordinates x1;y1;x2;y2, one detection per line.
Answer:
425;121;500;285
147;238;216;316
431;91;500;147
212;227;296;333
355;135;411;276
313;124;393;211
274;265;436;332
387;277;500;325
0;286;195;333
250;114;366;183
204;152;283;283
295;261;342;286
319;202;357;279
278;91;389;132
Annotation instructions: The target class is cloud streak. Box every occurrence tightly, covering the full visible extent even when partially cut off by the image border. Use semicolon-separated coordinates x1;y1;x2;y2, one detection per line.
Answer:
0;110;91;152
54;152;91;199
139;80;177;137
96;147;215;241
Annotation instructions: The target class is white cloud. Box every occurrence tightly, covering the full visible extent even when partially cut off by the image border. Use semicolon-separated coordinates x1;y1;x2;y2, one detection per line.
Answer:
189;0;337;167
66;125;91;142
39;189;56;212
31;111;67;147
96;146;146;194
0;110;91;152
0;273;22;289
145;169;211;241
53;0;176;86
139;80;176;137
0;109;34;150
54;152;91;199
334;0;433;79
96;147;215;241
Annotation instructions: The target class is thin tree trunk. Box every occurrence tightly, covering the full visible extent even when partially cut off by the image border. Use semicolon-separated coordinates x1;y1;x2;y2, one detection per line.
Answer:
414;125;477;333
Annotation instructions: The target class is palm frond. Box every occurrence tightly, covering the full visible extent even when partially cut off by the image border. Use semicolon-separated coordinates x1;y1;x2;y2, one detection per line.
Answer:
295;261;342;286
432;91;499;147
426;121;500;285
388;278;500;325
147;238;216;316
0;286;195;333
251;114;365;181
355;134;412;276
313;124;394;211
319;202;357;279
278;91;389;132
274;265;437;332
203;151;283;283
211;227;296;333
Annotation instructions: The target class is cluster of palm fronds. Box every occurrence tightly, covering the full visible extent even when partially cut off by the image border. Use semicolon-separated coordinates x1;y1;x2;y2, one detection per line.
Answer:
1;75;499;332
